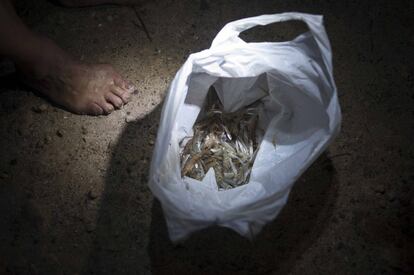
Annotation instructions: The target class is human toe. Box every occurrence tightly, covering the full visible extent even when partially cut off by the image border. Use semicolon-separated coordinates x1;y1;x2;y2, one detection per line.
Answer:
105;92;124;109
112;86;131;104
85;102;104;116
114;76;136;93
98;101;115;114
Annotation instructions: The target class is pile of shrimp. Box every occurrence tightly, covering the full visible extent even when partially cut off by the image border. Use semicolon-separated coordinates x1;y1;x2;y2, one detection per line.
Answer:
180;102;260;190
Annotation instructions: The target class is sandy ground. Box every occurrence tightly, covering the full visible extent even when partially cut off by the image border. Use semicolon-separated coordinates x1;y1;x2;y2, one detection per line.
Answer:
0;0;413;274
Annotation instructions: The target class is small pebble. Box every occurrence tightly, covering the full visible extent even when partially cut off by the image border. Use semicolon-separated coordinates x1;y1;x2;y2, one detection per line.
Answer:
81;126;88;135
125;115;135;123
56;129;64;137
148;139;154;145
85;223;95;233
87;189;98;200
44;136;52;144
32;104;48;113
373;184;385;194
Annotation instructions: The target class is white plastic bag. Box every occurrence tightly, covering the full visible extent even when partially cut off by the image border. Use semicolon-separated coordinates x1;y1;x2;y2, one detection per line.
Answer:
149;12;341;242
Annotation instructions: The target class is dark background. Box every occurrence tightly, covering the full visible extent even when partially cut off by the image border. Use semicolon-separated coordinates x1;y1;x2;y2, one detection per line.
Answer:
0;0;413;274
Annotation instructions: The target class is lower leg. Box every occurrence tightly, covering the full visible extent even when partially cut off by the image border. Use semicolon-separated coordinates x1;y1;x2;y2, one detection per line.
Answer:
0;0;72;83
0;0;136;115
0;0;46;62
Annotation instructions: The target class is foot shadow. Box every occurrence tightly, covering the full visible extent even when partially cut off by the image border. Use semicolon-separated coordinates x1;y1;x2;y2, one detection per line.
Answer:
148;153;338;275
84;104;162;274
85;101;338;274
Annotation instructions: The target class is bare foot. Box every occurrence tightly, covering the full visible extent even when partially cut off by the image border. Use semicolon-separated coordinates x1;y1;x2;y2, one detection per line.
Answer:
17;37;135;115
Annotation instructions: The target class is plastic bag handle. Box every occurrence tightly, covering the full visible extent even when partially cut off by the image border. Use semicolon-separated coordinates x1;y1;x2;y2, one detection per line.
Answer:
211;12;333;72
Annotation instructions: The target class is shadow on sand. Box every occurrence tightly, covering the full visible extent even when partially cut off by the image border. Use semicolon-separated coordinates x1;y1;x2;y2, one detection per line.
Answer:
85;102;338;274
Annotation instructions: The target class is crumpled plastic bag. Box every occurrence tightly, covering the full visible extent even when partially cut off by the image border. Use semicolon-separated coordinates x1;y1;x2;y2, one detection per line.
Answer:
149;12;341;242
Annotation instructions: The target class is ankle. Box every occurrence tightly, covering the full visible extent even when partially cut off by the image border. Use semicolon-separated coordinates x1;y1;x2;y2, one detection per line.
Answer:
16;36;75;80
